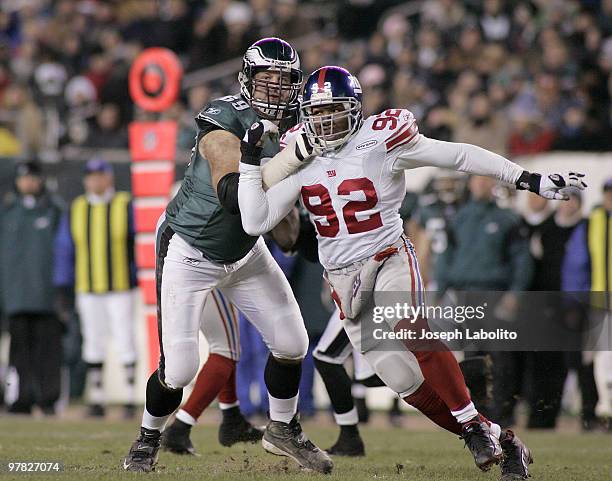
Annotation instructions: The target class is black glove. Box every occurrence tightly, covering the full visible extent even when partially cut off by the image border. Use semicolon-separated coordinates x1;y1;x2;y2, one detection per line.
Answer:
240;120;278;166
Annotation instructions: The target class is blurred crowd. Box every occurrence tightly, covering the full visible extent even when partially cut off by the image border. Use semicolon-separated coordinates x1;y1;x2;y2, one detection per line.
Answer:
1;0;612;158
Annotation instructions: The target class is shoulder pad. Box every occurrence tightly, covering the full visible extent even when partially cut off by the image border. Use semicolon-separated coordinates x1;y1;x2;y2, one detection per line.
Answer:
362;109;419;153
195;95;251;138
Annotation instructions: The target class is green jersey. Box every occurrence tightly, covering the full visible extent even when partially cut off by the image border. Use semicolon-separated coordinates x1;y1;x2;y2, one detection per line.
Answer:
414;200;459;288
166;95;283;263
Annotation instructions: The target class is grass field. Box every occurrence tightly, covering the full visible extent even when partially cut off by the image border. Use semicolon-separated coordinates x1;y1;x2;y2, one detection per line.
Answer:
0;414;610;481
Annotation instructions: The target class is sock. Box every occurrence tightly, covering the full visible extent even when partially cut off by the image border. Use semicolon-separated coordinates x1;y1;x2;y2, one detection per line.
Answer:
452;401;480;424
142;407;170;431
472;413;501;439
182;354;235;421
340;424;359;436
314;358;354;417
124;362;136;405
396;317;471;412
218;362;238;405
264;354;302;398
268;394;299;423
403;381;462;435
86;362;104;405
175;409;197;426
334;406;359;426
142;370;183;431
264;355;301;423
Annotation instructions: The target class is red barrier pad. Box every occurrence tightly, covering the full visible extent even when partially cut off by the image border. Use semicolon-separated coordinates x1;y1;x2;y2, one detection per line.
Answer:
133;199;166;233
138;269;156;306
131;161;174;197
135;233;156;269
129;121;178;161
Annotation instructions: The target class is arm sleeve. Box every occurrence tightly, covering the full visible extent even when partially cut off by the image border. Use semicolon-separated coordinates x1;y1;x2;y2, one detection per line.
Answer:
392;134;524;185
238;162;301;236
53;212;75;288
561;222;591;291
261;136;304;189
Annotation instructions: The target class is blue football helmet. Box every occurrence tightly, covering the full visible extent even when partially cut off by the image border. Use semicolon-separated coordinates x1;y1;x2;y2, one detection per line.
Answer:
301;66;363;151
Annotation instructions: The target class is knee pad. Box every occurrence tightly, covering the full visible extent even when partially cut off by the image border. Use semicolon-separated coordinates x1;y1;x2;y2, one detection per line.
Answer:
269;316;308;361
162;341;200;389
366;350;424;396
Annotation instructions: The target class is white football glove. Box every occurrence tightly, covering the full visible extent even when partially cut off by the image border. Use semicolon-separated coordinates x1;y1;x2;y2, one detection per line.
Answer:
516;171;587;200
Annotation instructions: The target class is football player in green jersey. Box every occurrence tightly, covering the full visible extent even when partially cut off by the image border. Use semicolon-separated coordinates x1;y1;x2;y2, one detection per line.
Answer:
123;38;332;474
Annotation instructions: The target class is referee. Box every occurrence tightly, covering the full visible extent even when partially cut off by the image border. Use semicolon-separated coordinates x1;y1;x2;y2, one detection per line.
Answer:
54;158;137;418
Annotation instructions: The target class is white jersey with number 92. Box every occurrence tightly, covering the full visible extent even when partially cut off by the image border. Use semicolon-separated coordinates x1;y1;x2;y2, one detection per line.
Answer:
280;109;419;269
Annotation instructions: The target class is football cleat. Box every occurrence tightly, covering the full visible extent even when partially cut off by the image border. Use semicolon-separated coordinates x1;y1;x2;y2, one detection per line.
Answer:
326;428;365;457
499;430;533;480
161;419;197;455
86;404;105;418
262;415;333;474
460;419;503;471
123;427;162;472
218;407;264;447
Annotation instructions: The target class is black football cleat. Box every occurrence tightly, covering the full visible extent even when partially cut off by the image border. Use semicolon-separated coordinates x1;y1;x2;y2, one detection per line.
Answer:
161;419;197;455
87;404;105;418
499;430;533;480
123;427;162;472
218;408;264;447
326;427;365;457
262;415;333;474
460;419;502;472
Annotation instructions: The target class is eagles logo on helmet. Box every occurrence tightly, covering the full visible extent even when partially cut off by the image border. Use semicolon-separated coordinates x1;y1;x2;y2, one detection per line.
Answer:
238;37;302;121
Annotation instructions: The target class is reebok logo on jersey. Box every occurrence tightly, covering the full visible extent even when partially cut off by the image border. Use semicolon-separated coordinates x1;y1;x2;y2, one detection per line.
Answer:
356;139;378;151
327;170;336;177
183;257;201;267
204;107;221;115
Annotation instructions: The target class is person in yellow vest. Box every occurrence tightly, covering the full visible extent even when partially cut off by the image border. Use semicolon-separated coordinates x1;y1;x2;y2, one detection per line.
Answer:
54;158;137;418
562;178;612;431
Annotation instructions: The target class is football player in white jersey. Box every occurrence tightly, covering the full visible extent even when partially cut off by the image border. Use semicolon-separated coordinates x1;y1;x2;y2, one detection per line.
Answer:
238;66;587;480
